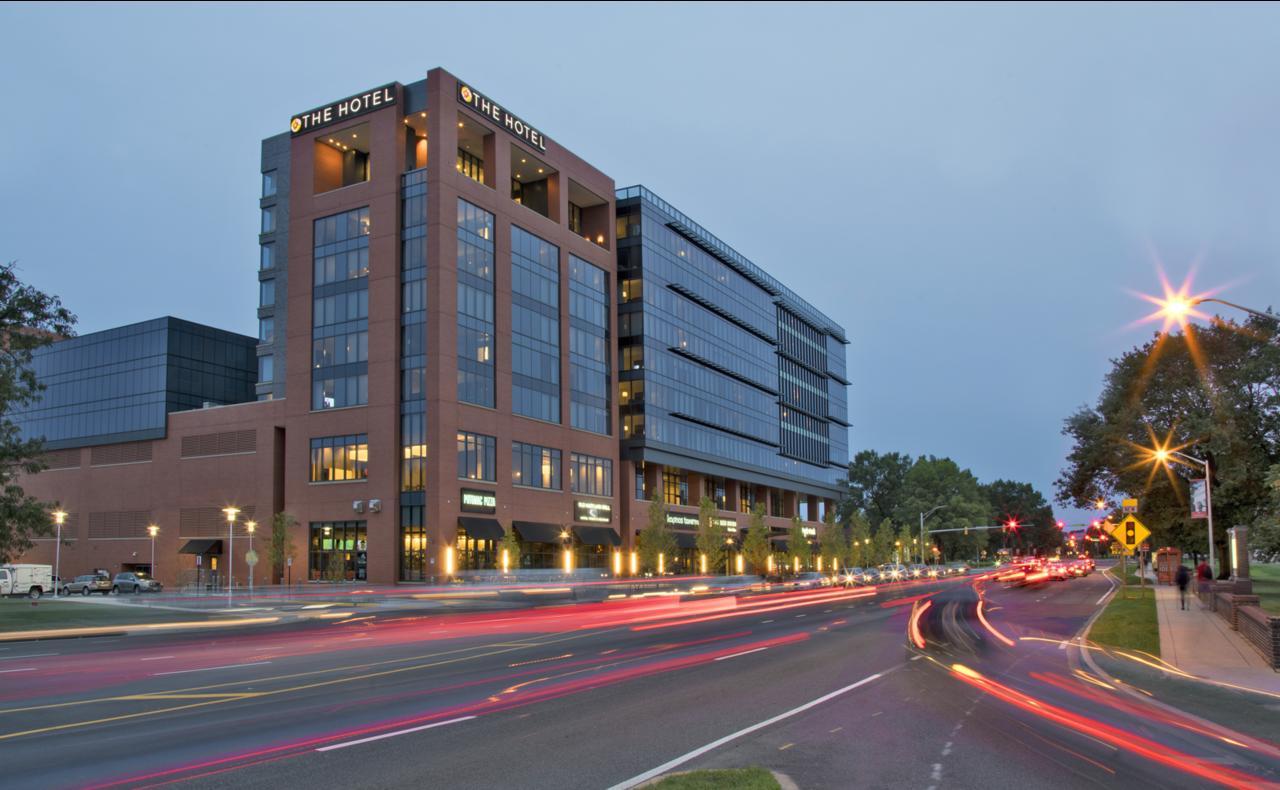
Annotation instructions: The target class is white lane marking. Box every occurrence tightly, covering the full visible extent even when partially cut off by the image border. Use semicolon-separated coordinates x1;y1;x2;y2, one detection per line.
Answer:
794;614;807;618
761;620;774;624
315;715;476;752
0;667;36;674
910;655;924;661
154;661;272;676
606;670;889;790
140;655;175;661
931;763;943;780
0;652;57;661
713;647;768;662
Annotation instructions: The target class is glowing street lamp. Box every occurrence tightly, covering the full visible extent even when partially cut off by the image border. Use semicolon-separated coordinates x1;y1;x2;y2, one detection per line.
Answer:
52;509;66;598
245;520;257;597
221;506;239;601
147;524;159;585
1143;441;1216;573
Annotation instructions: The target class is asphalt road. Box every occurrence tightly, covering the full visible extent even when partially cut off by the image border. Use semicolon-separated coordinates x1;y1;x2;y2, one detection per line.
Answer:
1;569;1276;789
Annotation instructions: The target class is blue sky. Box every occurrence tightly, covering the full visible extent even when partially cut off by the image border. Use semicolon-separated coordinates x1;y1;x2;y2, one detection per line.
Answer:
3;3;1278;525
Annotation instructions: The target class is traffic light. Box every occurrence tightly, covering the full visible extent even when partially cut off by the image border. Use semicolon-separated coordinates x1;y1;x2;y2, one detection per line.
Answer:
1056;521;1066;529
1124;520;1136;545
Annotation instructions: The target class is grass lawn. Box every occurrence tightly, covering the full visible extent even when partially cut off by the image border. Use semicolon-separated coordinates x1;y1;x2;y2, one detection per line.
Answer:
1089;574;1160;657
650;768;780;790
1251;563;1280;615
0;599;217;633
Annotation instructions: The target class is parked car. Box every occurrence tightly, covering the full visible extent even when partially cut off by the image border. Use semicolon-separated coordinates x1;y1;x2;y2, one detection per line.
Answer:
840;567;866;587
0;564;52;599
65;573;113;596
878;564;909;582
908;564;928;579
112;572;162;594
793;572;829;589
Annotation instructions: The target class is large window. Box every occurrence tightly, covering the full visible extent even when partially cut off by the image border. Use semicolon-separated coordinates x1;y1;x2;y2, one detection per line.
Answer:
513;441;560;490
570;453;612;497
260;244;275;270
310;435;369;482
457;431;496;482
457;200;495;407
259;279;275;307
634;460;647;500
262;170;277;198
312;207;370;410
258;355;273;383
258;318;274;344
457;148;484;183
511;226;560;423
401;506;428;581
261;207;275;233
401;413;426;492
309;521;367;582
664;469;688;506
569;256;610;434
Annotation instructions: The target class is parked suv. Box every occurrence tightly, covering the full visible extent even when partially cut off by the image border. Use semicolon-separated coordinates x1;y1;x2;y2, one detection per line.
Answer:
112;572;162;594
66;574;112;596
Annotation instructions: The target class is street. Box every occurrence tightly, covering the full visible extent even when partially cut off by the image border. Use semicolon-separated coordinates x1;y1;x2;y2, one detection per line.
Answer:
1;570;1276;789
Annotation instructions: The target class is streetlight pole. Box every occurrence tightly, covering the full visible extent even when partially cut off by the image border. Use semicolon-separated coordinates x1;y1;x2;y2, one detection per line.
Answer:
920;506;944;567
52;510;66;598
1167;450;1215;575
245;520;256;598
147;524;158;583
1190;297;1279;325
222;507;239;603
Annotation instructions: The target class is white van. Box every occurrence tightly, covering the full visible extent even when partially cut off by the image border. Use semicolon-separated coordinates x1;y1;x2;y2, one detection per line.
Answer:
0;564;53;599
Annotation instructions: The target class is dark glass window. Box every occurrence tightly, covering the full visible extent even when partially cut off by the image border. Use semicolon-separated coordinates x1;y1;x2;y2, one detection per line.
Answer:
457;431;496;482
663;469;688;506
401;413;426;492
259;279;275;307
569;255;610;434
261;207;275;233
313;207;371;286
309;435;369;482
457;199;495;407
511;226;560;423
513;441;561;490
258;354;273;383
634;460;646;500
569;453;612;497
262;170;277;198
457;148;484;183
258;318;274;344
260;244;275;270
312;207;370;410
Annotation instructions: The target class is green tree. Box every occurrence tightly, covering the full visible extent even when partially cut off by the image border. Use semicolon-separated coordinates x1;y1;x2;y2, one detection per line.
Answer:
637;497;676;573
1056;316;1280;570
893;456;992;562
818;510;846;571
787;515;812;571
872;518;896;566
0;263;76;563
742;503;770;576
895;523;915;564
500;528;522;573
268;511;297;584
983;479;1059;556
848;513;871;567
695;495;725;574
839;450;913;527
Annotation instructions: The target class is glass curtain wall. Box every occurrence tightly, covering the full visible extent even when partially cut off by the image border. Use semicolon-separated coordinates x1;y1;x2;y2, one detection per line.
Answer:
457;200;495;407
400;169;429;580
510;226;560;422
569;255;610;434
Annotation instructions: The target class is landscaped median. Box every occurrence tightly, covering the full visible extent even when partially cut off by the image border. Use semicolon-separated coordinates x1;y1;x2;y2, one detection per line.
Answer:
1086;567;1160;657
0;598;275;641
647;767;782;790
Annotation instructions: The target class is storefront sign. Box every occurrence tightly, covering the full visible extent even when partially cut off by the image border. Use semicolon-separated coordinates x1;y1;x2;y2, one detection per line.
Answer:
460;488;496;514
290;83;397;135
801;526;817;538
575;501;612;524
457;82;547;152
665;513;739;532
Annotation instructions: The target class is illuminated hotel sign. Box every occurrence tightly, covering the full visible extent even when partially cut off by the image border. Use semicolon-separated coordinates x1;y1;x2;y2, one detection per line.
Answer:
575;501;612;524
665;513;739;532
801;526;817;538
457;82;547;152
460;488;496;514
290;84;397;136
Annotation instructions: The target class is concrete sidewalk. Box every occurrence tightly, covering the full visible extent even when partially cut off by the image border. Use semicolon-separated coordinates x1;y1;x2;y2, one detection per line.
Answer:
1153;581;1280;693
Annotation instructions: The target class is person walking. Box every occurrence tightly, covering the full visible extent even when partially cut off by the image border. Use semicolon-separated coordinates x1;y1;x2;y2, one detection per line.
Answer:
1175;564;1190;610
1196;559;1212;598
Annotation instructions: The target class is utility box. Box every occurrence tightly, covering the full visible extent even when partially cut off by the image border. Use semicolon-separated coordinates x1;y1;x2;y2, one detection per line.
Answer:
1155;547;1182;585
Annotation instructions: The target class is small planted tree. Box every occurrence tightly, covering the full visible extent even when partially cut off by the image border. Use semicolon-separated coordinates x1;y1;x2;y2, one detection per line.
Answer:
848;513;870;568
695;495;724;575
268;512;297;585
741;504;771;576
818;510;845;572
787;515;812;572
499;528;522;573
637;497;676;573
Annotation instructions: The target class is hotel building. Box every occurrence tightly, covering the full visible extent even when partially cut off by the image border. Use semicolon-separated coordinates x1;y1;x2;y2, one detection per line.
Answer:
15;68;847;586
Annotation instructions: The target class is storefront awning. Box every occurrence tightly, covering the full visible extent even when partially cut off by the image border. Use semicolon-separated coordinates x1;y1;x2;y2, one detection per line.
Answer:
179;539;223;555
572;526;621;547
458;517;504;540
513;521;565;544
773;540;789;553
673;532;698;549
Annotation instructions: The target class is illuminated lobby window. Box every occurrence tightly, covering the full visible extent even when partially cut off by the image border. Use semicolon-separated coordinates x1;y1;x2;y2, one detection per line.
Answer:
314;122;370;194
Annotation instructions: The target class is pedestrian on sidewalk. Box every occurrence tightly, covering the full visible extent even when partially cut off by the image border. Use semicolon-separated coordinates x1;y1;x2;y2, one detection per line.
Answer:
1175;564;1190;610
1196;559;1212;599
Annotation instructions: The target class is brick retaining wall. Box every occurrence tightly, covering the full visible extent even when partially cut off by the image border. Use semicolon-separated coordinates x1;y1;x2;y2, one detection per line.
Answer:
1236;605;1280;670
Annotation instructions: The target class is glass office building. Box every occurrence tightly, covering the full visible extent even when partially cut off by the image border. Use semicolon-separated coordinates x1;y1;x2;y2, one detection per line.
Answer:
15;317;257;450
616;186;848;540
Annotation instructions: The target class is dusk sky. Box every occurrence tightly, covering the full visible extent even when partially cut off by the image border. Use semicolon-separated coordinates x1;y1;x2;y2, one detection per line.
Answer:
4;3;1279;525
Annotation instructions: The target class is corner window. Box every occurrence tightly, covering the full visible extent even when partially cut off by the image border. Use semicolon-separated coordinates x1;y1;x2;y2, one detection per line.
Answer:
260;243;275;270
258;317;274;344
259;279;276;307
258;354;274;383
261;207;275;234
262;170;278;198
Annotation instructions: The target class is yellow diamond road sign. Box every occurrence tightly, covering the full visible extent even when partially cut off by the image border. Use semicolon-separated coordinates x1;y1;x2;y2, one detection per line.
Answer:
1108;517;1150;556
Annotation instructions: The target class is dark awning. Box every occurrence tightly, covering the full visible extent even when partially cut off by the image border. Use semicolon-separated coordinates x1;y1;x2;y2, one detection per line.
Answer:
458;517;504;540
513;521;565;544
572;526;621;547
179;539;223;555
773;540;789;553
673;532;698;549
